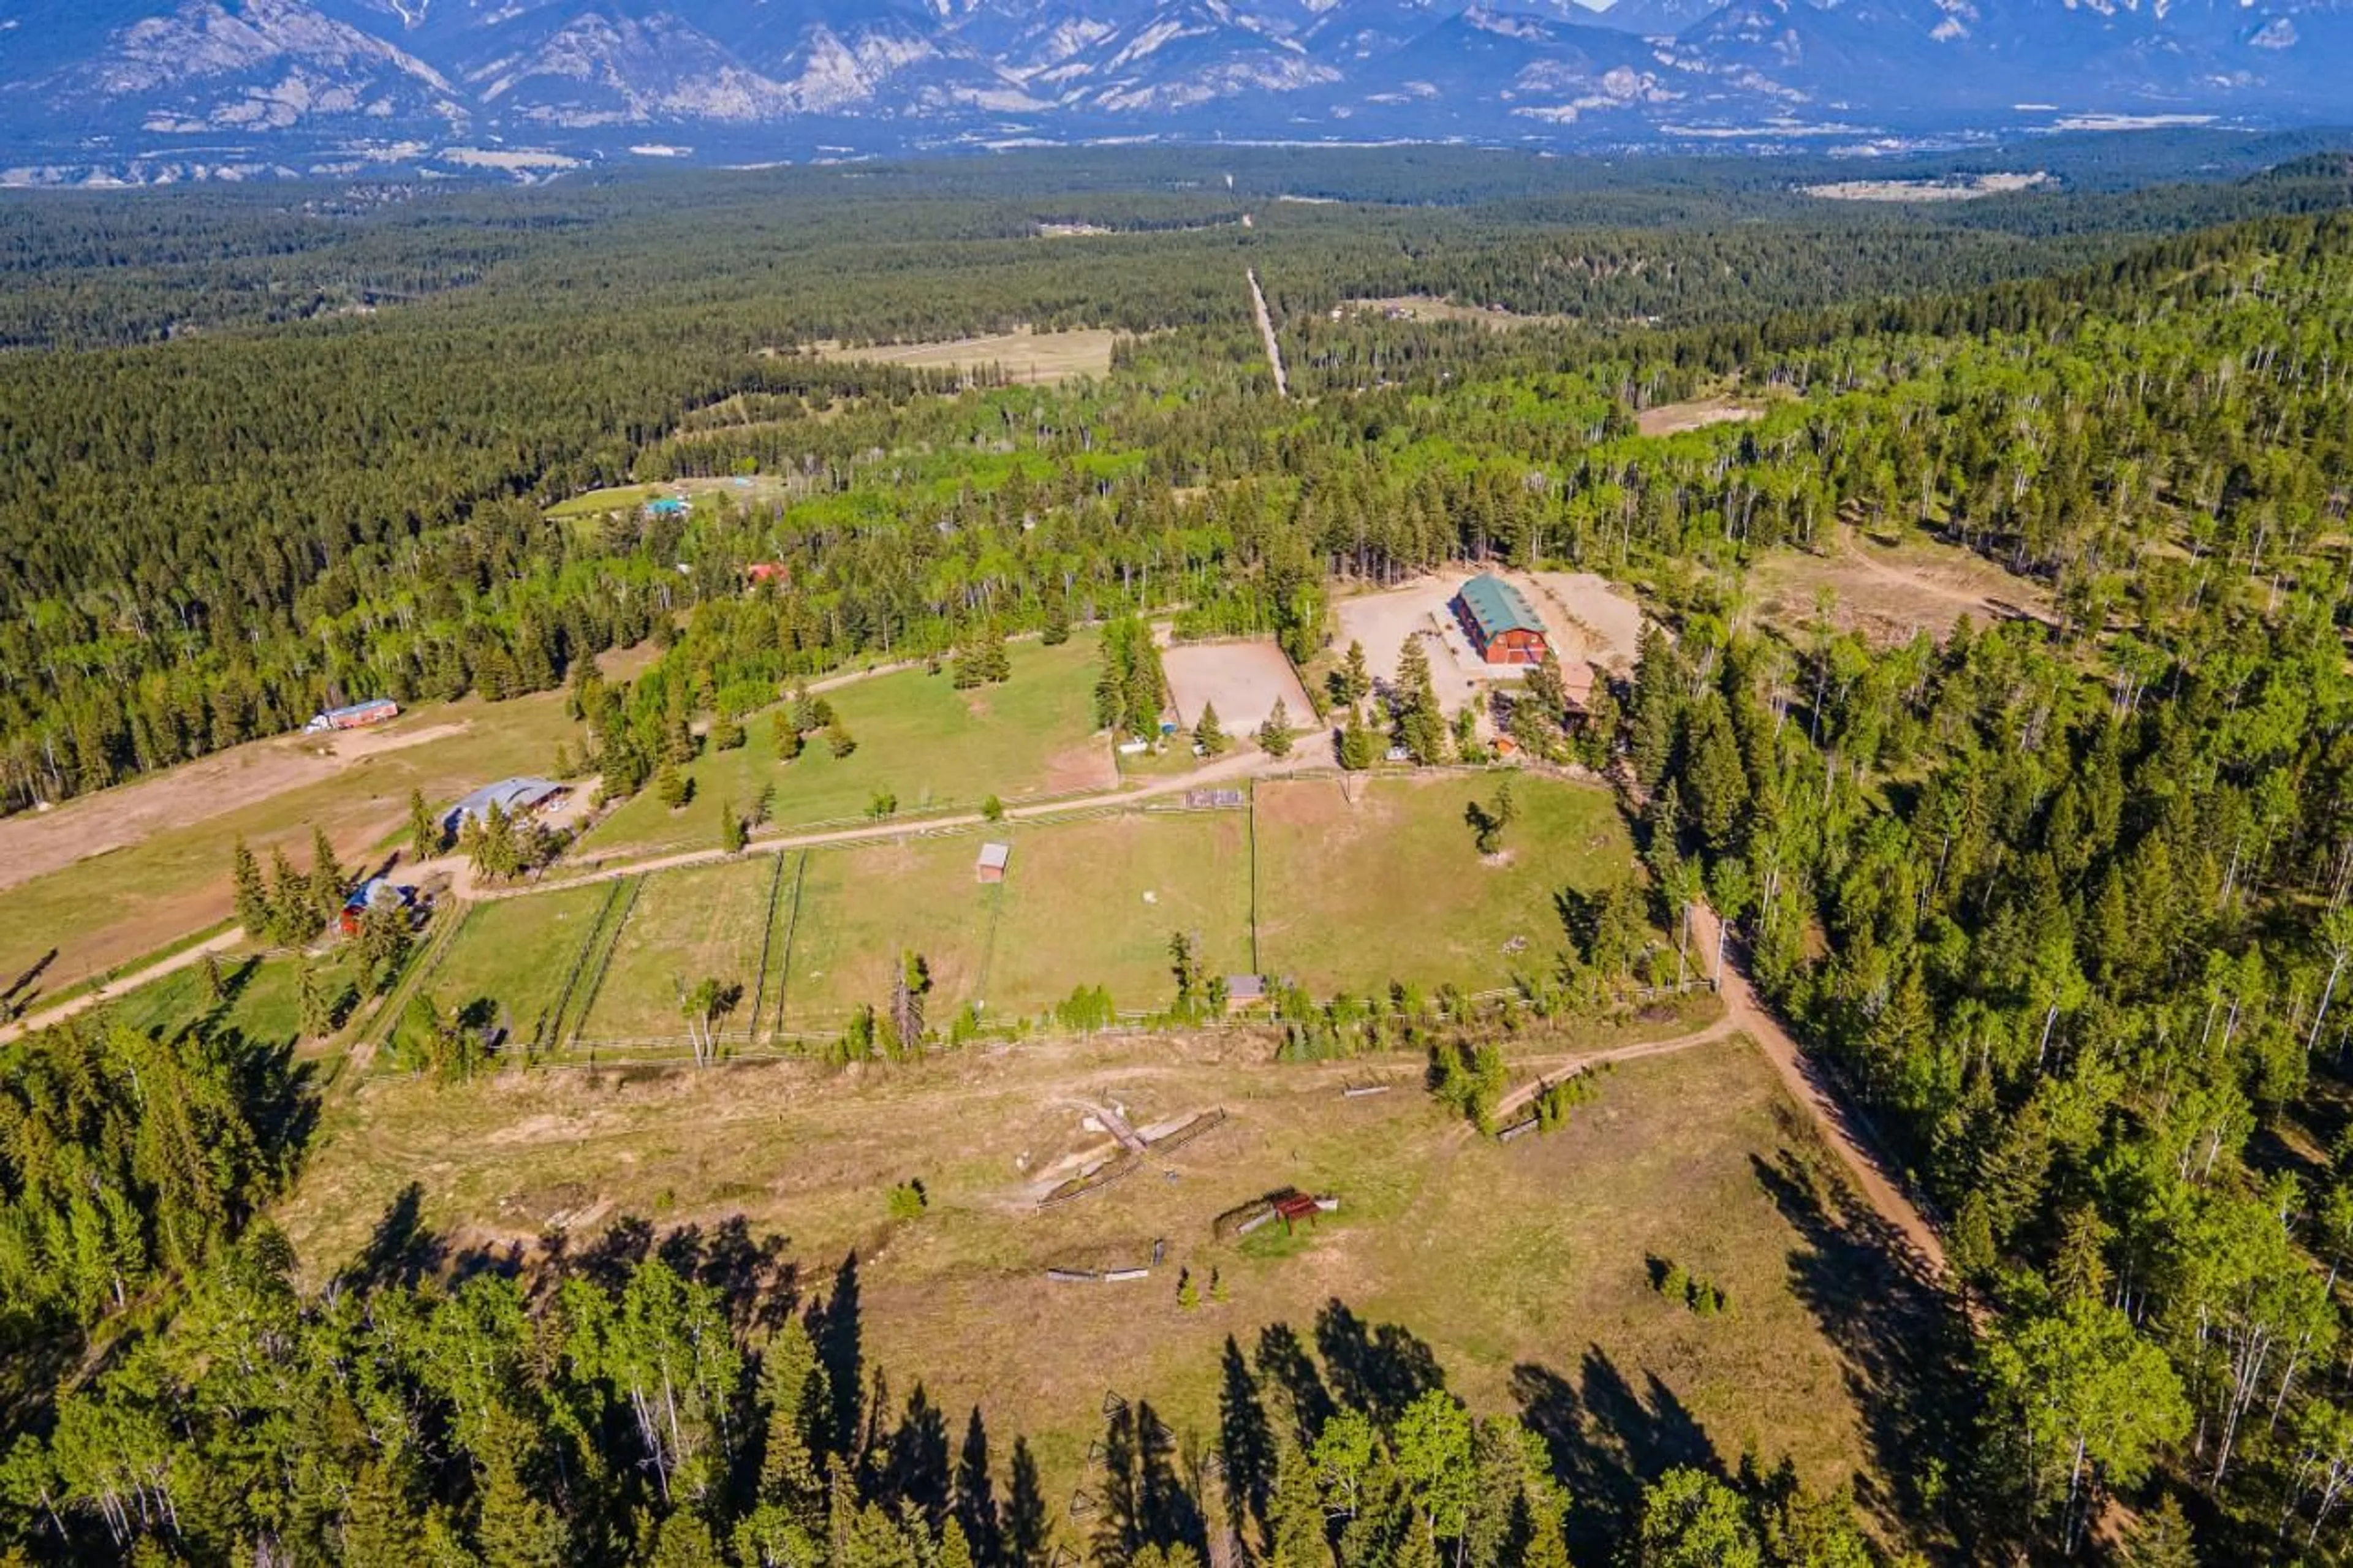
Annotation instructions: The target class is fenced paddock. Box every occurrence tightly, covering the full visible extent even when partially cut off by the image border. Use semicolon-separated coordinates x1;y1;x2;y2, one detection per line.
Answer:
424;882;616;1049
985;812;1253;1020
577;858;781;1043
1161;638;1314;733
778;835;1000;1032
1254;771;1640;995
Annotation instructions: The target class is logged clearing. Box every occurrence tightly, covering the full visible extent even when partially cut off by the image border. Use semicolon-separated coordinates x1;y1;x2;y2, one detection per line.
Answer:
1161;638;1314;734
276;1029;1923;1540
1749;527;2055;646
809;328;1120;384
1636;397;1764;437
1340;296;1569;330
0;676;616;1002
546;475;797;521
1255;773;1639;995
985;811;1255;1018
1802;172;2052;202
577;635;1113;859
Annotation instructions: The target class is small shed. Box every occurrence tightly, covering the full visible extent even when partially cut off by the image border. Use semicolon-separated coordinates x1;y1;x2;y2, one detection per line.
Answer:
1224;974;1268;1014
976;842;1012;884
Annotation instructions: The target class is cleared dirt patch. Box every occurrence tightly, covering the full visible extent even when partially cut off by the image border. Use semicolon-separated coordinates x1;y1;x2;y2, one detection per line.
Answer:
1333;570;1644;720
1340;296;1570;331
809;327;1120;384
1802;172;2052;203
1161;638;1314;733
1749;528;2055;647
1636;398;1764;438
1523;572;1645;671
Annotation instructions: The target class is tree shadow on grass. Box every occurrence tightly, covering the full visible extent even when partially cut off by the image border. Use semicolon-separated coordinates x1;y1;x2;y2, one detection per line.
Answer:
1512;1347;1716;1559
556;1211;800;1333
1313;1298;1443;1425
336;1181;523;1293
1748;1128;1974;1550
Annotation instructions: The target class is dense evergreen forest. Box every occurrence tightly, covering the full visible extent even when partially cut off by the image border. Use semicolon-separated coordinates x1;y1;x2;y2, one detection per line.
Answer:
3;145;2351;812
6;140;2353;1564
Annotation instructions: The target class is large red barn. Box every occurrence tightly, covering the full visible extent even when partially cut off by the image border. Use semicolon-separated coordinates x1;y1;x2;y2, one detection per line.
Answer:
1450;574;1550;665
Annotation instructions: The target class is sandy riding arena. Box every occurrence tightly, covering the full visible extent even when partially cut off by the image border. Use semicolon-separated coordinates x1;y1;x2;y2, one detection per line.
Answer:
1161;639;1314;732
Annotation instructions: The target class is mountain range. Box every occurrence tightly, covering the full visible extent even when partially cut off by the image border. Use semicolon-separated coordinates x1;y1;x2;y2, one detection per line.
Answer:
1;0;2348;182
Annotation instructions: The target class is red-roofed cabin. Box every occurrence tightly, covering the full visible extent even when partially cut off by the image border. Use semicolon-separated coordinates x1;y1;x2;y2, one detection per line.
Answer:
747;562;790;587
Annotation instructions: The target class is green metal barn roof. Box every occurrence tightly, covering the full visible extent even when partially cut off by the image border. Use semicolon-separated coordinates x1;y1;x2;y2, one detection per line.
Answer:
1455;574;1546;639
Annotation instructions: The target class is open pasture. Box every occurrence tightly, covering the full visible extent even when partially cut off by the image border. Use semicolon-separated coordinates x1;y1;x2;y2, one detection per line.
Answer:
1254;773;1639;995
1160;638;1314;735
809;327;1120;384
278;1028;1924;1543
426;882;617;1046
576;634;1113;859
777;835;1000;1032
985;809;1254;1018
579;858;785;1042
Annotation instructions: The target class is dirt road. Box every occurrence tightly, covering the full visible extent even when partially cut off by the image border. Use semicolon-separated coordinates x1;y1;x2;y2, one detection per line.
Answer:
492;743;1302;904
1691;903;1949;1279
1248;269;1288;398
0;925;249;1044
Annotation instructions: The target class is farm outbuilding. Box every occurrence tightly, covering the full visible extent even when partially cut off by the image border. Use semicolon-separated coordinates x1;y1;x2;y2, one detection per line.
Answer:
444;778;570;834
1450;574;1550;665
1224;974;1268;1014
976;842;1012;884
304;698;399;733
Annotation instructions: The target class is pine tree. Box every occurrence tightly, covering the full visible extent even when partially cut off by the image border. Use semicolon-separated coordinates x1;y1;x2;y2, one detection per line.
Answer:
309;825;348;922
774;710;805;762
721;801;747;855
759;1319;830;1526
298;960;335;1038
1257;698;1294;758
1339;642;1372;706
1195;702;1228;757
407;789;440;862
232;838;270;935
827;716;858;759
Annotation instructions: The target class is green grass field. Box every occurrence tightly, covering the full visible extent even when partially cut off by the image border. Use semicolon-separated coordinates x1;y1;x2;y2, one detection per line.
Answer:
105;946;360;1049
1254;773;1639;995
985;810;1254;1018
577;635;1114;859
578;858;786;1042
776;836;1000;1033
425;883;618;1047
